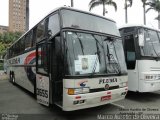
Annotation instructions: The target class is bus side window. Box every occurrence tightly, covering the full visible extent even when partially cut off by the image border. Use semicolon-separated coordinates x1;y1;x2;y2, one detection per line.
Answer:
20;37;25;53
9;48;12;58
25;30;33;50
47;13;60;39
32;28;36;47
36;20;46;42
37;44;48;74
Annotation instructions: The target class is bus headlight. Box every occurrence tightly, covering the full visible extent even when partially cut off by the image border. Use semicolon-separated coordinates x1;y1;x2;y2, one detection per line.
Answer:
68;87;90;95
119;82;128;87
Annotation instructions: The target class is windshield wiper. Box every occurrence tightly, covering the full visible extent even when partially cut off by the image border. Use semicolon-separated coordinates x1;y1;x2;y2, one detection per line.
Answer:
89;35;105;76
106;42;121;75
91;34;104;63
75;33;85;55
151;32;160;58
150;41;159;58
91;35;104;48
89;55;99;77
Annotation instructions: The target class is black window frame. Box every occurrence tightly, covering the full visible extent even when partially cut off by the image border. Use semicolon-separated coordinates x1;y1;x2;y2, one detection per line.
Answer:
36;42;49;75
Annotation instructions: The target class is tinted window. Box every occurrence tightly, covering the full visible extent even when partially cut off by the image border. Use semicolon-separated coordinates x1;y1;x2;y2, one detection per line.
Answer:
61;10;120;36
36;20;46;42
25;30;33;50
9;48;12;58
20;37;25;53
124;35;136;69
12;45;16;57
15;41;20;55
47;14;60;39
32;28;36;47
37;44;48;74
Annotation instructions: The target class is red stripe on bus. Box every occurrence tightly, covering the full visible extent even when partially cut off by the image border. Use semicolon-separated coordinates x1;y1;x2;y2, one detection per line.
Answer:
24;51;41;65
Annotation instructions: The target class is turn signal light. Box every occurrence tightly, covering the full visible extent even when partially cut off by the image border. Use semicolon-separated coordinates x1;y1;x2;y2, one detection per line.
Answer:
68;88;74;95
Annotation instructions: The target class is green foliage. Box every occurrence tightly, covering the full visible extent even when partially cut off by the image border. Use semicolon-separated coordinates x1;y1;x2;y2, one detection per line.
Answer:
0;63;3;70
146;0;160;13
0;42;5;53
0;32;23;57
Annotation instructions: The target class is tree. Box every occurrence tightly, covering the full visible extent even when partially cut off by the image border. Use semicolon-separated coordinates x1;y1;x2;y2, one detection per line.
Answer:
89;0;117;16
141;0;149;25
124;0;133;23
0;43;5;56
71;0;74;7
146;0;160;28
0;32;22;57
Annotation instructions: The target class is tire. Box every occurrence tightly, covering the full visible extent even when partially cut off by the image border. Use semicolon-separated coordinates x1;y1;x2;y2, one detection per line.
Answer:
10;72;15;84
12;75;15;84
9;71;12;82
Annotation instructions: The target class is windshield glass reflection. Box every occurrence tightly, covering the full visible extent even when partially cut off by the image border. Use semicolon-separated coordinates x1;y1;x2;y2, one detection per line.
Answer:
65;31;127;76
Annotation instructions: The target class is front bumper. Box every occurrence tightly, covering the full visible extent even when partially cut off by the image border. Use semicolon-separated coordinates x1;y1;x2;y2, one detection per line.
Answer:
62;87;128;111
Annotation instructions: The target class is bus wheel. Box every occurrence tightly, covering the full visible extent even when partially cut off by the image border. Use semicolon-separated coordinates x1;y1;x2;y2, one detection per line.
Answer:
9;71;12;82
12;76;15;84
10;72;15;84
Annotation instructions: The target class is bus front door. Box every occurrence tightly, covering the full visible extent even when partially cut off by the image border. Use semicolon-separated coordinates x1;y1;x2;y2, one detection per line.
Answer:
36;42;50;106
36;37;63;107
50;36;63;107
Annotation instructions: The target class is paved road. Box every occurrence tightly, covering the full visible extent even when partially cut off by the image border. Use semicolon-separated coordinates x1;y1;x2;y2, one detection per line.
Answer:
0;78;160;120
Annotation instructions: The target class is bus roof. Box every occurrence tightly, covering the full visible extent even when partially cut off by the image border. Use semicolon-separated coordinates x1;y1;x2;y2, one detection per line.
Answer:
119;24;160;32
48;7;116;22
9;6;117;49
26;6;116;35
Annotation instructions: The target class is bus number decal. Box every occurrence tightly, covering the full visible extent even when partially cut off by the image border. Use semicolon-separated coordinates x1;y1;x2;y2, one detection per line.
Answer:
36;88;48;98
36;74;49;106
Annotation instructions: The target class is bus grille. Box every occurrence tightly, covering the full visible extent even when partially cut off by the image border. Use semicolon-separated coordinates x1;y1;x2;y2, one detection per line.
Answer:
90;86;119;93
150;67;160;71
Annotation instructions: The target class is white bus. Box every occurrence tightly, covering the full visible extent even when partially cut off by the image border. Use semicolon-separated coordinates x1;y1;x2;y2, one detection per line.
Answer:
5;7;128;111
119;24;160;92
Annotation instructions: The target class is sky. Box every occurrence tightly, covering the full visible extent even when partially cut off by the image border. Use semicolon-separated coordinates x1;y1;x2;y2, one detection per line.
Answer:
0;0;159;29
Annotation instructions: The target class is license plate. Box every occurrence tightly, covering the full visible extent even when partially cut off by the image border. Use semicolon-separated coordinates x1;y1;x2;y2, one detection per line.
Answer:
101;95;111;101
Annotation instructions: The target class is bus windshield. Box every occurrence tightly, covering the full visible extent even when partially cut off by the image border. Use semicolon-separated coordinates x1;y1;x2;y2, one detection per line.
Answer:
65;31;127;76
139;28;160;58
61;9;120;37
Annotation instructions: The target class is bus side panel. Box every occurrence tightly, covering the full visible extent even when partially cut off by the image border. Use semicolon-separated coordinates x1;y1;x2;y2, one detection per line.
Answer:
138;60;160;92
13;66;35;93
128;60;139;92
7;50;36;94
